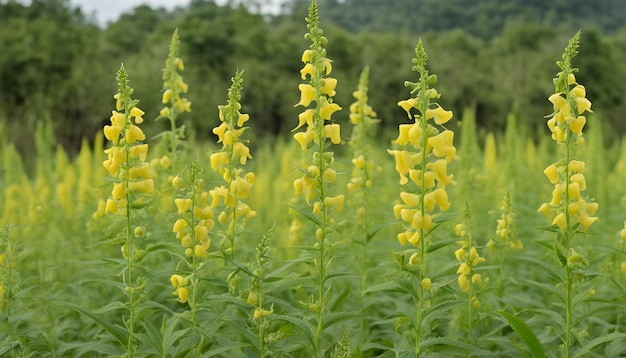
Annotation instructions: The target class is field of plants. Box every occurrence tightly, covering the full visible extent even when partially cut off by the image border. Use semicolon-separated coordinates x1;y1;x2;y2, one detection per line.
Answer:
1;1;626;357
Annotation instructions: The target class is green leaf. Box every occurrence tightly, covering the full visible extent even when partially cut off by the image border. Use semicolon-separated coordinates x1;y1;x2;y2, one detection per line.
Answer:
201;343;252;357
572;332;626;358
273;314;315;347
286;204;321;227
426;238;458;253
62;302;128;347
322;311;362;331
422;300;464;321
496;311;546;358
366;221;397;242
419;336;494;355
554;240;567;267
523;279;565;304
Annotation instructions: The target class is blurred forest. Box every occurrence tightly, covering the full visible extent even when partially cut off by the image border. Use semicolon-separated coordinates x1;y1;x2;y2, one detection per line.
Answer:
2;0;626;161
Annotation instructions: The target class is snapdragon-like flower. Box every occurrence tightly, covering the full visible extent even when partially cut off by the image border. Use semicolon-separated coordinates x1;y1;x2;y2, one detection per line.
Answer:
390;39;456;248
209;70;256;257
102;66;154;217
539;31;598;235
488;189;522;252
159;29;191;163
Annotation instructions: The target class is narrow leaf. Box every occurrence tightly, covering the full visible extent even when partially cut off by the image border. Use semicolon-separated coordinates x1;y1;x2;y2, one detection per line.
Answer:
273;314;315;347
62;302;128;346
572;332;626;358
496;311;546;358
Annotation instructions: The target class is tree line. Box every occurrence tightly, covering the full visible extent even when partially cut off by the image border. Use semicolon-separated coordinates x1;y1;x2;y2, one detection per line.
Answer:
1;0;626;160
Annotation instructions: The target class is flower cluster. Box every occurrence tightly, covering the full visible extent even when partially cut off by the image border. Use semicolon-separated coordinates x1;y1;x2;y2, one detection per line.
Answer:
538;32;598;233
100;66;154;217
347;66;379;222
390;39;455;248
170;274;189;303
209;70;256;255
171;164;214;260
292;0;344;225
488;189;522;252
454;222;485;305
159;29;191;150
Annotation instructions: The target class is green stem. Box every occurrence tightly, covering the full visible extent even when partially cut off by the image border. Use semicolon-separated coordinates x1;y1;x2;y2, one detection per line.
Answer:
125;134;135;358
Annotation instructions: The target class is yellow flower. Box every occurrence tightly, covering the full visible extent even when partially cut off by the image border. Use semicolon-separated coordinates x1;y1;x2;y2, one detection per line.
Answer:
320;102;341;120
427;130;455;162
426;105;453;125
320;78;338;96
296;84;316;107
544;164;559;184
175;198;193;214
322;124;341;144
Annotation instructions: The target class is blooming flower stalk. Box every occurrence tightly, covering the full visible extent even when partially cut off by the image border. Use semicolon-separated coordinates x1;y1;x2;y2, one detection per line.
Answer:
346;65;379;345
159;28;191;169
209;69;256;259
292;1;343;355
169;162;214;331
389;38;456;356
102;65;153;356
454;203;485;339
537;31;597;357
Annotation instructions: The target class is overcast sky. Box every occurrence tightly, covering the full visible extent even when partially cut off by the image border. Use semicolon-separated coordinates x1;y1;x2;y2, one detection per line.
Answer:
70;0;282;26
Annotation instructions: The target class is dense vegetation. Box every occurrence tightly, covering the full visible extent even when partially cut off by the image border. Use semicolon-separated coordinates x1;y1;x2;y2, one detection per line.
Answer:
1;0;626;158
1;1;626;357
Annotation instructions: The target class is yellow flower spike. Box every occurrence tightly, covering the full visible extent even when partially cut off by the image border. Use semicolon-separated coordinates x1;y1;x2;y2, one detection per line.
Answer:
320;102;341;120
426;105;453;125
296;84;316;107
320;77;338;97
544;164;559;184
322;124;341;144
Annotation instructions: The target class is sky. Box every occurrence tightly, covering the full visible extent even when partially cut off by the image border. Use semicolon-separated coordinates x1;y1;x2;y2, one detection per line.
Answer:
70;0;282;26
